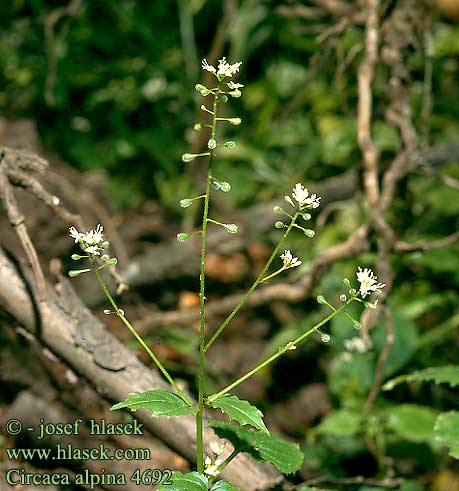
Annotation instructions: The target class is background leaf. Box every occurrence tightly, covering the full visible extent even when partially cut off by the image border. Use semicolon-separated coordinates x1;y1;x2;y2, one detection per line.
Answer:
383;366;459;391
434;411;459;459
387;404;438;443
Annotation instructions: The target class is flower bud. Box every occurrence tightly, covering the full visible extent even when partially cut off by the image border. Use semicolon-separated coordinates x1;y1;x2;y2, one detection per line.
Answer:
316;295;327;305
228;118;241;125
321;333;331;343
182;153;195;163
105;258;118;266
340;294;347;302
343;278;351;288
71;254;86;260
180;198;193;208
195;84;211;96
228;89;241;98
304;229;315;238
301;212;311;221
274;221;285;229
208;138;217;150
101;254;110;261
224;140;236;149
221;95;228;103
352;319;361;329
220;181;231;192
100;241;110;249
284;195;295;207
273;206;283;214
194;123;203;130
177;232;190;242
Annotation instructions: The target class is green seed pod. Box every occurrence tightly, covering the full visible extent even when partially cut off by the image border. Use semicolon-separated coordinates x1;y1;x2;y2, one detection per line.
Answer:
180;198;193;208
182;153;195;163
224;223;238;234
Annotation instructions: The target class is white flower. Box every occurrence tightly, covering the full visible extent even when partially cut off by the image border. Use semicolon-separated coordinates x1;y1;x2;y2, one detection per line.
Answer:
344;336;368;353
84;224;104;245
292;183;309;205
202;59;216;73
69;224;105;257
356;267;385;298
204;455;223;477
281;249;302;268
69;226;82;243
304;193;321;209
210;441;225;456
217;57;242;78
83;245;101;256
291;183;321;209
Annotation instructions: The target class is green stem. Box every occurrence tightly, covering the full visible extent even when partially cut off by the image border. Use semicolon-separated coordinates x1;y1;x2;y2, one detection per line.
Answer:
204;213;298;352
92;264;191;405
196;86;220;474
207;305;345;403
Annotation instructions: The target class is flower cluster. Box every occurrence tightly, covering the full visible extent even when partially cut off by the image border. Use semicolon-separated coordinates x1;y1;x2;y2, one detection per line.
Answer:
202;57;242;80
204;441;226;477
69;224;106;256
280;250;302;269
68;224;117;277
356;267;386;298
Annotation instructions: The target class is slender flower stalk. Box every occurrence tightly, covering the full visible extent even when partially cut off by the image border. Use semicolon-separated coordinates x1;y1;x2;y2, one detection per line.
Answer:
207;305;346;403
204;213;299;352
91;260;192;405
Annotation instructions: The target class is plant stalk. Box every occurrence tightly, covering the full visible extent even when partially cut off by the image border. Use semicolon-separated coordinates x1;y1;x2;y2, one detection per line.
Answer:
196;86;219;473
92;263;191;405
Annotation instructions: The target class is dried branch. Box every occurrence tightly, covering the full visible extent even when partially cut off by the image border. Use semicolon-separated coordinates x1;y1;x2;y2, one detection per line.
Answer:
0;150;47;302
394;232;459;253
357;0;380;208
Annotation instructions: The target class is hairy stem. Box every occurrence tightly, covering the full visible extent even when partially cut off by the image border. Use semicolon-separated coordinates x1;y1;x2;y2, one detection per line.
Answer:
208;305;345;403
204;214;299;352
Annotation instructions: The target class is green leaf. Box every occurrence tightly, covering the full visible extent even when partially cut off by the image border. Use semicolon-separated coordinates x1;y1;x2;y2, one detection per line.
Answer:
157;471;207;491
316;409;362;436
434;411;459;459
210;395;269;434
208;420;303;474
383;366;459;391
211;480;241;491
111;389;197;417
387;404;437;443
